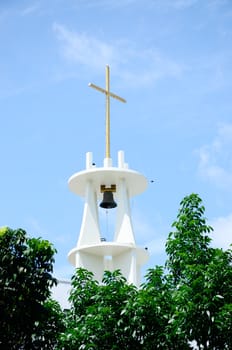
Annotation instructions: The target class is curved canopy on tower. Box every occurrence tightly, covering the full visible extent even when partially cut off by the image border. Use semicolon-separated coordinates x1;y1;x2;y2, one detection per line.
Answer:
68;167;148;198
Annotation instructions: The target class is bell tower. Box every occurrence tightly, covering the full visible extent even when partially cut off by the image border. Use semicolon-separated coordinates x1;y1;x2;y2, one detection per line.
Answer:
68;66;149;286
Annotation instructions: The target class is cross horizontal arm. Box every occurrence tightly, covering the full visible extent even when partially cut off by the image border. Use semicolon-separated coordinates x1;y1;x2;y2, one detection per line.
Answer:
88;83;126;103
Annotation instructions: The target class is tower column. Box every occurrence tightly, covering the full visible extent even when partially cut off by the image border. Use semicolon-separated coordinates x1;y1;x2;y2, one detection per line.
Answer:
77;180;101;248
114;178;135;244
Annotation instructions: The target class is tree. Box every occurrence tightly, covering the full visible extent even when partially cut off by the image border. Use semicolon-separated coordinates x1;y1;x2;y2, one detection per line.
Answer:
128;266;190;350
0;227;63;349
59;268;139;349
58;268;190;350
166;193;213;284
165;194;232;349
31;298;65;349
58;194;231;349
17;192;228;349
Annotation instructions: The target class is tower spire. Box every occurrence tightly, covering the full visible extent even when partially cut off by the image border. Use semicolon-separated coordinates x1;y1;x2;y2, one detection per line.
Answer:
88;65;126;158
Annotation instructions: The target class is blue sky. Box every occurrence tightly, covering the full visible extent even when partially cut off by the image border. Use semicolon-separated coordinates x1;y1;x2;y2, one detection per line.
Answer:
1;0;232;281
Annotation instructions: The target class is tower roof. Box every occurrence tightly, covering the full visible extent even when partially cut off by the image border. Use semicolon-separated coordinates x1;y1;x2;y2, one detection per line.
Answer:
68;165;147;198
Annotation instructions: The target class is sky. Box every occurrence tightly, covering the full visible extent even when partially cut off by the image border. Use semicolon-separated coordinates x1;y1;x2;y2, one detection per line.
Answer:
1;0;232;290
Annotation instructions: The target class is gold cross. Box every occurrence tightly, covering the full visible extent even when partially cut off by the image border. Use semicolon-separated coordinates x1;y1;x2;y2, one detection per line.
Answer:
89;65;126;159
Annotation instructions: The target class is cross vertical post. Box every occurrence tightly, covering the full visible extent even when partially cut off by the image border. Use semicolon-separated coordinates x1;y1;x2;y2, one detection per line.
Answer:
106;65;110;158
88;65;126;159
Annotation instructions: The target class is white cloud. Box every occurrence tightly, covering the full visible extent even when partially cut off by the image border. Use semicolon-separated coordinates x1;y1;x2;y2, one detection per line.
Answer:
206;0;230;11
210;213;232;250
77;0;199;11
196;123;232;190
132;209;168;261
78;0;140;10
0;84;32;100
170;0;229;11
20;3;40;16
53;23;120;70
119;49;183;87
26;217;50;237
171;0;199;9
25;217;73;247
53;23;185;87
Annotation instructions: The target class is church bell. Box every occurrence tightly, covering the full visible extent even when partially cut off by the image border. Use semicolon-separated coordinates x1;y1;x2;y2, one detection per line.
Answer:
100;185;117;209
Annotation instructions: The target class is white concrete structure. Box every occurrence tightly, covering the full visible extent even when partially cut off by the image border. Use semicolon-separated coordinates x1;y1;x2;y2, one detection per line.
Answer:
51;280;71;310
68;151;149;286
68;65;149;286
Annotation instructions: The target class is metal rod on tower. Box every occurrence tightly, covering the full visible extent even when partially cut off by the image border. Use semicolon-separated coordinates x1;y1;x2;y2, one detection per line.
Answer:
88;65;126;159
106;65;110;158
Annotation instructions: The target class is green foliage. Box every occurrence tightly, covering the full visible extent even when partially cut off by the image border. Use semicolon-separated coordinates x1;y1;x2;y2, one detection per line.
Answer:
1;193;231;349
166;193;213;284
30;298;65;349
165;194;232;349
59;194;231;350
59;269;139;349
131;266;189;350
0;227;63;349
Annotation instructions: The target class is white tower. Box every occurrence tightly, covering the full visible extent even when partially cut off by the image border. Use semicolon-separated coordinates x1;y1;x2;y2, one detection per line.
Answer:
68;66;149;286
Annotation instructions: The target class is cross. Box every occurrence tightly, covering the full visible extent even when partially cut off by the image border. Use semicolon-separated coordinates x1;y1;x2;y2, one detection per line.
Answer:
89;65;126;159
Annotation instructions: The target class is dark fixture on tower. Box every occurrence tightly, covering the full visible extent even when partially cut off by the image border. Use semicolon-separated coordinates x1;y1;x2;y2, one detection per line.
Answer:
100;184;117;209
